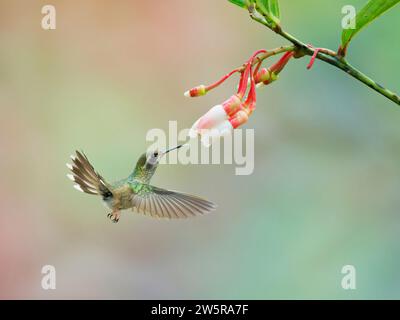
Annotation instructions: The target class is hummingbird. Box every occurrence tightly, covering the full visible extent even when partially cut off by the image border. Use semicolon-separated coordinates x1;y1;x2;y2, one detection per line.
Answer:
66;146;216;222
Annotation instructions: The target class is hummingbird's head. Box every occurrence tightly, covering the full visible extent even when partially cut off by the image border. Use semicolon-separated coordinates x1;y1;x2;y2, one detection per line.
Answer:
145;149;162;168
145;145;183;168
134;145;183;183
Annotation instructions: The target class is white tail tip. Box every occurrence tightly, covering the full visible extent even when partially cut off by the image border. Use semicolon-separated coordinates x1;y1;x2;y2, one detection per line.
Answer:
70;155;76;161
184;90;191;98
67;174;75;181
66;163;73;170
73;184;83;192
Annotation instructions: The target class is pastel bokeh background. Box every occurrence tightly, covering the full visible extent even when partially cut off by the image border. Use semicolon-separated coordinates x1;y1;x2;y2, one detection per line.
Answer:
0;0;399;299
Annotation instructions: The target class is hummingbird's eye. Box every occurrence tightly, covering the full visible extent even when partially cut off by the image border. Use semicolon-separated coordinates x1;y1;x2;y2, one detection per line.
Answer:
153;151;159;157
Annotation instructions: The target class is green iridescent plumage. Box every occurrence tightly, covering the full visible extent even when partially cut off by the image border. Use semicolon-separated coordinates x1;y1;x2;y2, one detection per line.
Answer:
67;149;216;223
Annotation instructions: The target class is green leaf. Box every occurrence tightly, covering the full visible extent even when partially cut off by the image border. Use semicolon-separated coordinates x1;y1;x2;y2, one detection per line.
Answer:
228;0;248;9
341;0;400;53
255;0;281;24
268;0;280;20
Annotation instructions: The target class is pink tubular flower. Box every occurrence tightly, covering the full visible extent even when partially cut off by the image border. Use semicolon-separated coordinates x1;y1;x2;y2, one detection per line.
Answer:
185;49;293;146
188;94;243;144
192;95;242;131
229;109;249;129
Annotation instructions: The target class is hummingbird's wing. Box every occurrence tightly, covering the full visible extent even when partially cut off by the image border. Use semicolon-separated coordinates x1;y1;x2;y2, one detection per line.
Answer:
131;185;216;219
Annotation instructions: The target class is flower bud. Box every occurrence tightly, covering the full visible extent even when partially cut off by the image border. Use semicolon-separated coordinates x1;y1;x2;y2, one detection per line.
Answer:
254;68;271;84
256;71;278;88
184;85;207;97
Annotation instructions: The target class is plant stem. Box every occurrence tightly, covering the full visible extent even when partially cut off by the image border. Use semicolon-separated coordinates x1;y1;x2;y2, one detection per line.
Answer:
249;8;400;106
243;45;295;71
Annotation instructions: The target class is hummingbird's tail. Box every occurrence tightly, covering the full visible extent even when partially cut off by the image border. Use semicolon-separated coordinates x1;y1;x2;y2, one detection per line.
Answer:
67;151;113;200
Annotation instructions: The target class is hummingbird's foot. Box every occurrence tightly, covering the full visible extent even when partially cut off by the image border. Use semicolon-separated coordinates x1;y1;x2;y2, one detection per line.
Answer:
107;211;120;223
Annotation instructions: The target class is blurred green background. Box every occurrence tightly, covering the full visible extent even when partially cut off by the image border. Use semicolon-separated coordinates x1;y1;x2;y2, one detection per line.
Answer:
0;0;399;299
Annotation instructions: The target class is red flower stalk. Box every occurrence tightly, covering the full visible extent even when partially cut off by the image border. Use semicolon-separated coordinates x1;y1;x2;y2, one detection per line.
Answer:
269;51;294;74
237;62;252;99
253;59;263;78
184;68;240;97
237;49;267;98
306;45;322;70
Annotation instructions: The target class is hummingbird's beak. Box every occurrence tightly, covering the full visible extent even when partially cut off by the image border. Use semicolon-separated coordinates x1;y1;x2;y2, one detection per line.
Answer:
163;144;184;155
